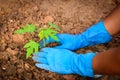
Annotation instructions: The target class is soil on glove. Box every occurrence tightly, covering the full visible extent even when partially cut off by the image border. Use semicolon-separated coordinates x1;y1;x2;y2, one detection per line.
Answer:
0;0;120;80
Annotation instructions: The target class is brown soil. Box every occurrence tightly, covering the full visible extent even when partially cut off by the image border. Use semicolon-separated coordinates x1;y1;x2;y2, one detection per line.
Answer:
0;0;120;80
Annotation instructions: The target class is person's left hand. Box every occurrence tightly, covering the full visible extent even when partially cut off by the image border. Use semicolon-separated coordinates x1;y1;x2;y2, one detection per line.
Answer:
32;48;96;77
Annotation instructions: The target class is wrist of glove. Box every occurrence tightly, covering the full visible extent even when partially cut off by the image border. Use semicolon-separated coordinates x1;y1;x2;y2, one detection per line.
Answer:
75;21;112;49
32;48;97;77
71;52;96;77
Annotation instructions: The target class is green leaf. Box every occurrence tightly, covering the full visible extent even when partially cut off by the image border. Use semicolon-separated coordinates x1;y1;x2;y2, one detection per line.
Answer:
44;32;49;40
14;29;26;34
24;40;39;59
38;27;43;32
46;28;58;34
50;34;59;41
26;24;36;33
49;22;60;30
26;47;33;59
35;46;39;52
23;42;31;48
14;24;36;34
38;30;44;40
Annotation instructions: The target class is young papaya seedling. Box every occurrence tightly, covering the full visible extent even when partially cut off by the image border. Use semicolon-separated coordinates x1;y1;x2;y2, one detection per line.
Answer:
14;22;60;59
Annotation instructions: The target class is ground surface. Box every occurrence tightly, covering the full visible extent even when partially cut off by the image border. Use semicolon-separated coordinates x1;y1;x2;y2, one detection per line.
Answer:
0;0;120;80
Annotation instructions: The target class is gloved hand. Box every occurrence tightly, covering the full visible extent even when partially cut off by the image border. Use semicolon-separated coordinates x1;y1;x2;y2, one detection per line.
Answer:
40;21;112;50
32;48;96;77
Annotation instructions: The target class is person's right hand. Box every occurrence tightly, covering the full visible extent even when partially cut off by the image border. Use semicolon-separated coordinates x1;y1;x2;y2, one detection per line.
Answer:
40;21;112;50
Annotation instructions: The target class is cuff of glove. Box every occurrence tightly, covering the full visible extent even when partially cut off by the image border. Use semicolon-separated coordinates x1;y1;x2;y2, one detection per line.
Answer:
71;53;97;77
77;20;112;48
97;20;112;41
87;20;112;43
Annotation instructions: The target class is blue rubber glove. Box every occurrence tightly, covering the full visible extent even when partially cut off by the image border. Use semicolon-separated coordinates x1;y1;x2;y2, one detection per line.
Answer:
40;21;112;50
32;48;96;77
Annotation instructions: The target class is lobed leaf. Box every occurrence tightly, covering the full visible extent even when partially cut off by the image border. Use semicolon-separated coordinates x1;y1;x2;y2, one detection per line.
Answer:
14;24;36;34
38;27;43;32
14;29;26;34
49;22;60;30
26;24;36;33
38;30;44;40
26;47;33;59
24;40;39;59
50;34;59;41
46;28;58;34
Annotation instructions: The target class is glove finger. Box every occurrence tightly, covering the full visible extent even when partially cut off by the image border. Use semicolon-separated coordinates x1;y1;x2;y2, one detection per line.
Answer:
33;56;48;64
41;47;54;52
32;56;39;62
56;33;70;41
39;58;48;64
36;63;50;71
33;52;47;58
56;34;63;40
